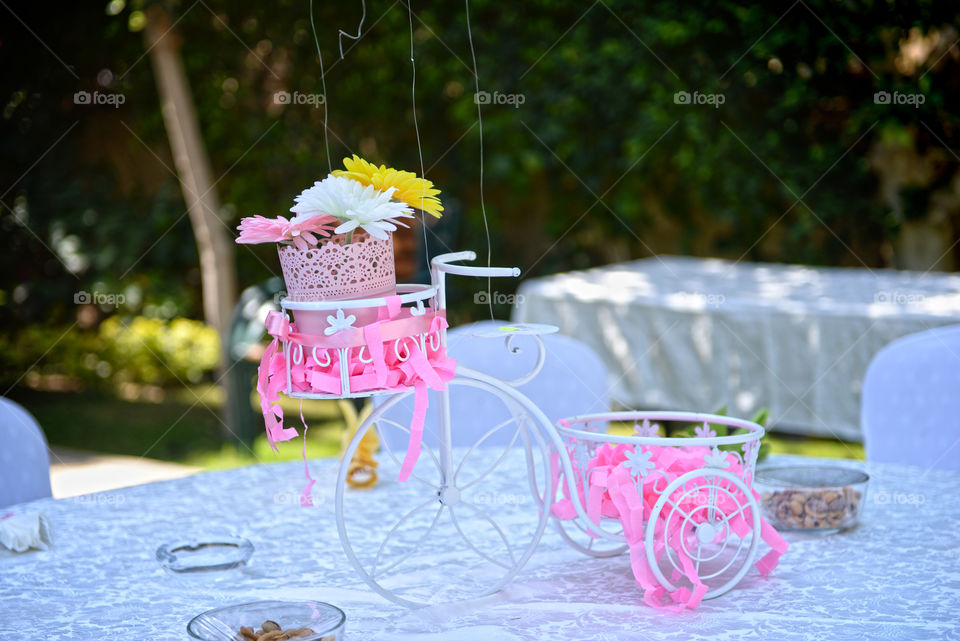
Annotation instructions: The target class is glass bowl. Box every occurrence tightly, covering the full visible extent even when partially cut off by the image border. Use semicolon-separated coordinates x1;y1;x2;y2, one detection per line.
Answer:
754;465;869;534
188;600;346;641
156;536;254;574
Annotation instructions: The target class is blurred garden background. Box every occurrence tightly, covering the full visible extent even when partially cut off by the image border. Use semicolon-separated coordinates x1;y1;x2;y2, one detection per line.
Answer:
3;0;958;476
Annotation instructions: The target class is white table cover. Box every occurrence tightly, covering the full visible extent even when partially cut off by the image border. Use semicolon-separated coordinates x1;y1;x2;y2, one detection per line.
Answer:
512;256;960;440
1;453;958;640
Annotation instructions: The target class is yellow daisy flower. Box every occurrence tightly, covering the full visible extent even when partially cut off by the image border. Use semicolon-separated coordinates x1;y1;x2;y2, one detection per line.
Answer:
332;155;444;219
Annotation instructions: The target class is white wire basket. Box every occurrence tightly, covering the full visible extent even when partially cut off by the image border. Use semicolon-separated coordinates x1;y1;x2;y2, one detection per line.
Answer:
552;411;765;600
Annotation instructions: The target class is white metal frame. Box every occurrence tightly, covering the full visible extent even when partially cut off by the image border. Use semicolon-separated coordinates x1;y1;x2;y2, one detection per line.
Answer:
334;371;553;608
322;253;767;606
646;468;761;599
554;411;764;599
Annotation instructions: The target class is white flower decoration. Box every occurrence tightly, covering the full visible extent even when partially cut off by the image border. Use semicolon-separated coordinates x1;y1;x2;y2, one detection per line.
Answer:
573;441;591;472
290;175;414;240
703;446;731;469
694;422;717;439
624;447;656;478
634;419;661;438
324;309;356;335
410;300;426;316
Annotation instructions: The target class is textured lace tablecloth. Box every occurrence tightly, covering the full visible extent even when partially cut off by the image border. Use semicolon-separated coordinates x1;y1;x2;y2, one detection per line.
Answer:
2;453;959;641
512;256;960;440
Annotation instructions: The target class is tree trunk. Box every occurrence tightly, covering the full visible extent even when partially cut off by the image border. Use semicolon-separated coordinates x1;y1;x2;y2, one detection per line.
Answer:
144;6;239;436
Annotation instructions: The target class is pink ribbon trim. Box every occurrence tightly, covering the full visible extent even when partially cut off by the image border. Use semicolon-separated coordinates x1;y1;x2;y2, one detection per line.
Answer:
257;301;456;487
263;308;444;349
398;382;429;481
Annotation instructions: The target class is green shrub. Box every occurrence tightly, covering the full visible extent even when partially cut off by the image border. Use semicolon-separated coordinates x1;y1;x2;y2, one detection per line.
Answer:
0;317;220;390
100;316;220;386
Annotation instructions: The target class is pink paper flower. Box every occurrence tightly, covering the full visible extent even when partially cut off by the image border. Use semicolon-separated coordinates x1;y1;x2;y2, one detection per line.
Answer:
236;215;337;250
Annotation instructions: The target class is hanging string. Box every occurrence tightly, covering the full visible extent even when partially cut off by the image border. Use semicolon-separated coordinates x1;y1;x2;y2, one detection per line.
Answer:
407;1;432;275
465;0;494;321
309;0;333;173
338;0;367;59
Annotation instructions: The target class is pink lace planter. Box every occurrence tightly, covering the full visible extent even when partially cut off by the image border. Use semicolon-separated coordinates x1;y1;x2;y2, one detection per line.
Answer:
278;232;396;333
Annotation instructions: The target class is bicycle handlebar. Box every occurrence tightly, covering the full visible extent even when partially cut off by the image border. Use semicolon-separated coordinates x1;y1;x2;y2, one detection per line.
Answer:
431;251;521;279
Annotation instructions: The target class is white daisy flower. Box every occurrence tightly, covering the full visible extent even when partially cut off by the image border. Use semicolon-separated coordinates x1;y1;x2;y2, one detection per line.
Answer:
290;175;414;240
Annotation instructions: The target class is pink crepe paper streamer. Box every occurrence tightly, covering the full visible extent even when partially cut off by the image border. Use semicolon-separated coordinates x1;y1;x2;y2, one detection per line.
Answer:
257;299;456;485
298;400;316;507
398;382;429;482
256;334;299;451
379;295;403;321
361;296;408;389
550;442;788;610
755;516;789;574
363;322;389;387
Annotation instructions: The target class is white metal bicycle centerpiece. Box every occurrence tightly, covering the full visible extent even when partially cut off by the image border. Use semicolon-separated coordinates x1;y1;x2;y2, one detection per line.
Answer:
240;0;786;611
254;250;788;609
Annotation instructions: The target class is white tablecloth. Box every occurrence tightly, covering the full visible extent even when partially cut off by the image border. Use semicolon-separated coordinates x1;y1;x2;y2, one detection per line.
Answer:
512;256;960;440
2;453;959;640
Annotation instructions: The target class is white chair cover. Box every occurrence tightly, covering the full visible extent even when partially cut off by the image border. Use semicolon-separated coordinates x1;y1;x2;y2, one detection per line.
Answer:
862;324;960;471
0;398;52;508
375;320;610;452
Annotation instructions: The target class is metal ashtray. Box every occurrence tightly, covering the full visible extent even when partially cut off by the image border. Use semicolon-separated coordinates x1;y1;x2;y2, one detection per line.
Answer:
156;535;254;573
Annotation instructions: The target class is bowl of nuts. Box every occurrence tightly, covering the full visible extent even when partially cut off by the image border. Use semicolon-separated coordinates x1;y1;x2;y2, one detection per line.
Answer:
187;600;345;641
754;465;869;534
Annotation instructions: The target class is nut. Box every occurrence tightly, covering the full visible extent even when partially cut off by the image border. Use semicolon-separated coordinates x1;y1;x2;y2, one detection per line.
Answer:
805;496;828;516
238;617;329;641
762;486;862;531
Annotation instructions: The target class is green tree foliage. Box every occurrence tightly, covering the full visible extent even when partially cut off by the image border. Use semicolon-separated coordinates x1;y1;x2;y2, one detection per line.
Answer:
2;0;958;333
